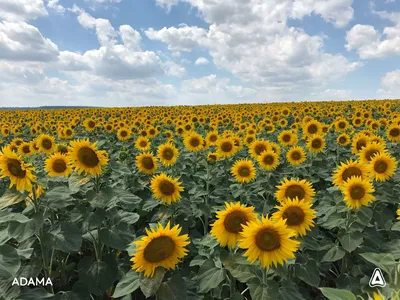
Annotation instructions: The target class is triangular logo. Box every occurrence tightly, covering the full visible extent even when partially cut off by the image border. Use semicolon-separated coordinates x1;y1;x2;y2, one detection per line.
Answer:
369;268;386;288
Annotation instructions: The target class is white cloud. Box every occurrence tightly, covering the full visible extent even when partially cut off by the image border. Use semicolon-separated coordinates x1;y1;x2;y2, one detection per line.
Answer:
119;25;141;51
84;0;122;11
0;21;59;61
0;0;48;21
47;0;65;13
163;61;186;77
377;69;400;99
194;57;209;65
311;88;352;100
145;26;207;51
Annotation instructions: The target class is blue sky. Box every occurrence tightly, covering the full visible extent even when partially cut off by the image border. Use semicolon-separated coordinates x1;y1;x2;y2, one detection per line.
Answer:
0;0;399;107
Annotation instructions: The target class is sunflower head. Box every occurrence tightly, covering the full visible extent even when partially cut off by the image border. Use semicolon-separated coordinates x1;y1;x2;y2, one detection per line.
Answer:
341;176;375;209
257;150;279;171
306;135;325;153
117;127;131;141
332;159;368;187
357;141;386;163
45;152;72;177
387;125;400;142
287;146;306;166
337;133;350;146
217;137;237;159
68;139;108;176
136;152;158;175
239;215;300;268
207;152;219;163
157;143;179;166
150;173;184;205
368;152;397;182
275;178;315;203
231;159;256;183
210;202;257;248
37;134;56;154
131;222;190;277
272;198;316;236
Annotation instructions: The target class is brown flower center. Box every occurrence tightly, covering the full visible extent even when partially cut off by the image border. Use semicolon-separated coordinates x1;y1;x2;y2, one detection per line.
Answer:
282;206;305;226
339;136;347;144
141;157;155;169
88;120;95;128
374;160;388;174
255;228;281;251
356;140;367;151
143;236;176;263
22;145;31;154
210;135;217;142
7;158;26;178
308;124;318;134
285;185;305;200
291;151;301;160
221;141;233;153
120;131;128;137
365;149;379;161
139;141;148;148
224;211;248;233
311;138;322;149
162;149;174;160
390;128;400;137
78;147;99;168
263;154;274;165
342;167;362;181
159;180;175;196
52;159;67;173
282;134;291;142
350;185;365;200
238;166;250;177
42;138;52;150
190;137;200;147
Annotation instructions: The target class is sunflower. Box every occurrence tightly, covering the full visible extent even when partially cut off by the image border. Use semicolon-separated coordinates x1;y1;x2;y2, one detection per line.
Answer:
68;139;108;176
18;142;32;156
135;137;151;152
157;143;179;166
207;152;219;163
231;159;256;183
29;140;40;154
368;152;397;182
117;127;131;141
303;120;322;137
397;208;400;221
257;150;279;171
83;118;97;132
249;139;269;158
0;146;36;192
341;177;375;209
278;130;298;147
275;178;315;203
272;198;316;236
205;131;219;146
357;142;386;164
239;215;300;268
387;124;400;142
44;153;72;177
332;160;368;187
63;127;74;139
183;132;203;152
352;133;370;154
210;202;257;248
306;135;325;153
337;133;350;146
136;152;158;175
37;134;57;154
244;135;256;147
286;146;306;166
131;222;190;277
150;173;184;205
217;137;237;159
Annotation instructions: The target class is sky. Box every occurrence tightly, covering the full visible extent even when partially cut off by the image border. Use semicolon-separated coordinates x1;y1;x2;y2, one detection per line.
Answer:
0;0;399;107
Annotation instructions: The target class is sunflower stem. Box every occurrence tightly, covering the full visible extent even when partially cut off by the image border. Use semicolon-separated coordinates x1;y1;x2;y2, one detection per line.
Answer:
204;161;210;235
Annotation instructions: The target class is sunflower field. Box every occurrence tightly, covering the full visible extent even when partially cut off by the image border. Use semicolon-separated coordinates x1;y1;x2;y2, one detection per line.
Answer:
1;100;400;300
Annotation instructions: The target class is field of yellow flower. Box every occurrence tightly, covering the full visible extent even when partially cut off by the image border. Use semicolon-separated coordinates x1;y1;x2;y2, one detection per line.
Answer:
1;100;400;300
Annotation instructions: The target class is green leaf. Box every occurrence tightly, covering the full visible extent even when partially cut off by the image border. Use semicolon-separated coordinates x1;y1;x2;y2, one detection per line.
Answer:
321;246;346;262
278;280;305;300
157;274;187;300
391;222;400;231
0;244;21;280
339;231;363;253
197;260;226;294
85;261;115;296
0;189;25;210
45;222;82;253
112;211;140;225
42;186;74;209
294;260;320;287
0;278;20;300
99;226;132;250
112;270;140;298
7;219;38;243
0;211;30;224
359;253;395;274
16;248;33;259
140;267;165;298
68;173;91;193
17;287;54;299
248;279;279;300
222;253;257;283
319;288;356;300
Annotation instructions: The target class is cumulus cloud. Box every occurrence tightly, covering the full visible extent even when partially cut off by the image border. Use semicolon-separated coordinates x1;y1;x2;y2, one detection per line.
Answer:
84;0;122;11
47;0;65;13
194;57;209;65
377;69;400;99
0;0;48;22
0;21;59;61
311;89;353;100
